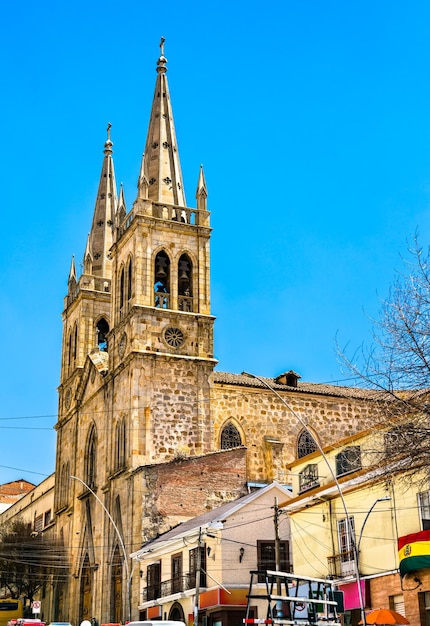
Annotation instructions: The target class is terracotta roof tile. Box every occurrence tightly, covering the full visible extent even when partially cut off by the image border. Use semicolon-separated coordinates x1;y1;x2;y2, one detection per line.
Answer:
212;371;391;401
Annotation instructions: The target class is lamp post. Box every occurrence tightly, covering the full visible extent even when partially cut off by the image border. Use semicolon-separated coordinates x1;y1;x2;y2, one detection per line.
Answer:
357;497;391;557
70;476;132;623
242;372;367;626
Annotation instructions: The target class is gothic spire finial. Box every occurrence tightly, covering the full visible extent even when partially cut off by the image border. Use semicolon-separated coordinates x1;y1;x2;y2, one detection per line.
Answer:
157;37;167;74
104;122;113;155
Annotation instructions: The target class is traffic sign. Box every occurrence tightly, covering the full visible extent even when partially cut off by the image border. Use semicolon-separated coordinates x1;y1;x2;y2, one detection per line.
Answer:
32;601;41;614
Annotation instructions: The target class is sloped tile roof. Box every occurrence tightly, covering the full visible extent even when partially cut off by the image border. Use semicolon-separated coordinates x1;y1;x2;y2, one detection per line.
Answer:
212;371;391;401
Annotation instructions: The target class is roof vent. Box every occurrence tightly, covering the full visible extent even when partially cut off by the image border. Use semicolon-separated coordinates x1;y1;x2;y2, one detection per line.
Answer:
275;370;301;388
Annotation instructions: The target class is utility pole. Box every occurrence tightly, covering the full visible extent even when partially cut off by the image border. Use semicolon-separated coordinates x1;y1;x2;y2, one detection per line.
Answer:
193;528;202;626
274;497;283;617
274;497;281;574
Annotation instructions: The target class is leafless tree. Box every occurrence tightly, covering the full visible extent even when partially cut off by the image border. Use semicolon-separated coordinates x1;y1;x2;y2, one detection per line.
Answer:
338;234;430;487
0;518;69;605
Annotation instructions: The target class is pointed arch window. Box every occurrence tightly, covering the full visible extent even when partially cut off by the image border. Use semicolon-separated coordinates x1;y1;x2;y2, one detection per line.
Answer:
119;268;125;311
85;426;97;489
114;417;126;471
111;545;123;624
297;429;318;458
127;258;133;301
221;422;242;449
57;461;70;510
96;318;109;352
178;254;193;312
68;331;73;369
73;323;78;362
154;251;170;308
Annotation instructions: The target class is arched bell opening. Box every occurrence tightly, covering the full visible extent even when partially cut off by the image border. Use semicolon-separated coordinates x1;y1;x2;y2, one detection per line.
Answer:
96;318;109;352
154;251;170;308
178;253;193;312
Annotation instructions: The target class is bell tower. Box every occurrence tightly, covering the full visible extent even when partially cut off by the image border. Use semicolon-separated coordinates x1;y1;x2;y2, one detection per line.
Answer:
59;127;116;411
106;38;215;464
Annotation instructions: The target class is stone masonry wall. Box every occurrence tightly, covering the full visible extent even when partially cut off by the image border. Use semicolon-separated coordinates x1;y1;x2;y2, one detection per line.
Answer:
211;382;385;482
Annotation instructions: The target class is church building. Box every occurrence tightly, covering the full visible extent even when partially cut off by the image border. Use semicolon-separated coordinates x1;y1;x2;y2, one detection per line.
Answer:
51;40;387;625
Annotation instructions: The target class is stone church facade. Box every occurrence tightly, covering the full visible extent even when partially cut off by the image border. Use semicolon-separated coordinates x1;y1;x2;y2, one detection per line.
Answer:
51;41;387;626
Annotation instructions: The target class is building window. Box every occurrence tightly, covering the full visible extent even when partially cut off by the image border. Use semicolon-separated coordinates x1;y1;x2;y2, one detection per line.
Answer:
389;594;405;616
189;546;206;588
44;510;52;527
73;323;78;361
86;426;97;489
337;517;355;561
297;430;318;458
58;462;69;510
335;446;361;477
34;514;43;533
257;540;290;581
384;423;414;457
146;562;161;601
299;464;319;493
220;422;242;449
172;553;183;593
120;267;125;311
419;592;430;626
114;418;126;471
127;258;133;301
418;492;430;530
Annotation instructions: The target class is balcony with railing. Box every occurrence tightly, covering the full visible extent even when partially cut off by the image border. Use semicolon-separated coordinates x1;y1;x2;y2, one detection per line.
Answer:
327;549;356;578
117;202;210;239
142;572;206;602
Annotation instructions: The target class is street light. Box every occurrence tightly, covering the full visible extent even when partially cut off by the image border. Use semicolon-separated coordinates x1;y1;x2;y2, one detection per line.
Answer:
241;372;367;626
70;476;132;622
357;497;391;557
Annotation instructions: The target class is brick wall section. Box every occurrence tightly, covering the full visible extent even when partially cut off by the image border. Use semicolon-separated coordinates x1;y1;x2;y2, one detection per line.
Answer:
367;571;430;626
139;447;248;540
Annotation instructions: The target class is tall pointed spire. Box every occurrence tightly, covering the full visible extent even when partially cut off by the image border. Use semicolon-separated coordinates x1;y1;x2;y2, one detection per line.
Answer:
139;38;186;207
88;123;117;278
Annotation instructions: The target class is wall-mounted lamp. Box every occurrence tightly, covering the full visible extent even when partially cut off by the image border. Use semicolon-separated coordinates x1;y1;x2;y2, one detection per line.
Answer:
207;546;211;557
239;547;245;562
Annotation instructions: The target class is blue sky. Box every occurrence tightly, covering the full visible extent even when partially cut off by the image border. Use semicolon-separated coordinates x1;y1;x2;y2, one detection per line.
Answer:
2;0;430;485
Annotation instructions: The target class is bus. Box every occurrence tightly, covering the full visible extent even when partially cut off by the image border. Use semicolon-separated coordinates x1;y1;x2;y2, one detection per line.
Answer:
0;599;24;626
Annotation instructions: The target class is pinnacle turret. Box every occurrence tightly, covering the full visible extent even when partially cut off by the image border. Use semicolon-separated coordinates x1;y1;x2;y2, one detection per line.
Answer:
196;164;208;212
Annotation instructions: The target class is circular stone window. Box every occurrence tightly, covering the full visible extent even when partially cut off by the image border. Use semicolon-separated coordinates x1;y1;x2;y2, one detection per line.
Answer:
163;326;185;348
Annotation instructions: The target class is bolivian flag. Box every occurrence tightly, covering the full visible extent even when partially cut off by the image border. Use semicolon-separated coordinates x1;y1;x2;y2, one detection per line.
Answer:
398;530;430;577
